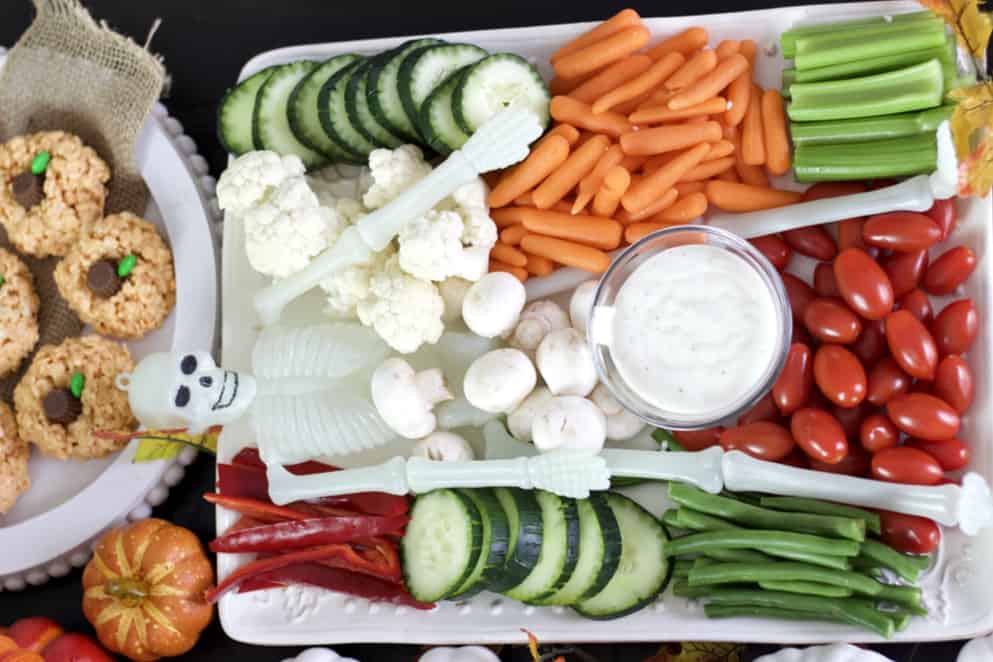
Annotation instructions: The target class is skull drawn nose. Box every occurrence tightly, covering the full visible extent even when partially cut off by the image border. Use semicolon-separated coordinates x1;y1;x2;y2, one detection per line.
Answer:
199;376;213;388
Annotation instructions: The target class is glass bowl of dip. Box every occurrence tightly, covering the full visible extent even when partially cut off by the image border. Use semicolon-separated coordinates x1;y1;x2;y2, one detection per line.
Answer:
588;225;792;431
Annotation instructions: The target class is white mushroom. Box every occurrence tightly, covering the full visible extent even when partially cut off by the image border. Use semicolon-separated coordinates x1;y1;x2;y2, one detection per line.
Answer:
569;280;599;335
531;396;606;454
412;431;476;462
536;328;598;396
508;300;570;357
370;358;453;439
507;386;554;442
462;272;526;338
463;348;536;413
438;277;472;323
590;383;645;441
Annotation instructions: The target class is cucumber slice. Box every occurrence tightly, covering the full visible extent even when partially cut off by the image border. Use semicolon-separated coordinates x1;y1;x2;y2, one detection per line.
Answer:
288;54;362;162
318;59;379;159
398;43;488;138
504;491;580;604
574;493;672;620
448;488;511;599
419;67;472;154
454;53;551;135
218;65;278;155
530;493;621;606
402;489;484;603
487;487;543;593
367;38;445;141
253;61;328;169
345;59;405;149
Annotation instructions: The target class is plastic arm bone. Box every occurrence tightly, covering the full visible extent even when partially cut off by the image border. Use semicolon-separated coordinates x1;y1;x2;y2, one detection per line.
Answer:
601;446;725;494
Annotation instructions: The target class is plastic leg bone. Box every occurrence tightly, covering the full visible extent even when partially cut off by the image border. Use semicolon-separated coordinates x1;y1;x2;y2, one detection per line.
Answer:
601;446;725;494
267;457;409;506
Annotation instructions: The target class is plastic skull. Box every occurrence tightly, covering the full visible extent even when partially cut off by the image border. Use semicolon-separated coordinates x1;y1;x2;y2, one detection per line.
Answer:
117;350;257;434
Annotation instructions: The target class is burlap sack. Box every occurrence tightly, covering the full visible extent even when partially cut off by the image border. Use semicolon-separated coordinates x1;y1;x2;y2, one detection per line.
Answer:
0;0;165;402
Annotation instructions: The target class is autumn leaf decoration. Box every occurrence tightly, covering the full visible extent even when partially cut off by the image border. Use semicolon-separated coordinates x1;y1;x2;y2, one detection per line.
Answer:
919;0;993;195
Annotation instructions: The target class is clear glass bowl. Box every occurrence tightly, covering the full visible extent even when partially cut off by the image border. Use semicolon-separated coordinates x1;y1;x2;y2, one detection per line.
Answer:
588;225;792;431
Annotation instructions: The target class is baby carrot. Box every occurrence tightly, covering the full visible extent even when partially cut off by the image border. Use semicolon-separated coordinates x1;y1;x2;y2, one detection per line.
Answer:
617;187;678;223
622;142;710;212
574;144;626;213
740;39;757;62
550;96;632;138
625;221;673;244
525;253;556;277
629;96;728;124
741;83;766;166
620;121;722;156
716;167;740;182
637;87;676;110
533;134;609;209
551;8;642;62
490;259;528;282
520;234;612;273
646;26;709;60
491;207;529;227
723;39;755;127
716;39;741;58
544;123;581;146
728;127;768;186
705;139;735;160
620;154;648;171
514;191;536;206
705;180;802;212
761;89;791;176
667;54;748;110
679;155;736;181
491;242;528;267
554;25;651;79
570;55;654;104
500;224;528;245
654;190;708;222
488;135;570;208
520;209;624;250
675;181;706;195
550;75;583;96
592;165;630;217
591;52;685;114
550;199;576;214
664;49;718;91
614;91;655;115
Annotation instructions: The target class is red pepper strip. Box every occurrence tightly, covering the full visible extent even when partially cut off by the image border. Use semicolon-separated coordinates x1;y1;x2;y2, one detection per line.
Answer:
226;515;264;535
209;514;409;554
233;447;339;474
322;492;410;517
217;463;270;501
236;562;434;610
203;492;321;523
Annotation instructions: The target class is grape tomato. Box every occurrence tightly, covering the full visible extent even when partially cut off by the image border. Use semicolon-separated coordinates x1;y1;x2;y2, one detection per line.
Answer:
887;393;960;441
749;235;791;271
905;437;970;472
923;246;976;296
814;345;866;408
790;408;849;464
674;427;723;451
813;262;842;297
863;212;942;252
809;445;870;476
804;298;862;344
897;288;933;324
883;250;928;298
859;413;899;453
931;298;978;356
738;391;782;425
884;310;939;380
867;356;911;406
933;355;974;413
719;422;796;461
925;198;957;240
879;510;940;554
782;273;817;321
871;447;944;485
831;401;872;441
834;248;894;320
783;226;838;261
851;319;888;365
772;343;813;415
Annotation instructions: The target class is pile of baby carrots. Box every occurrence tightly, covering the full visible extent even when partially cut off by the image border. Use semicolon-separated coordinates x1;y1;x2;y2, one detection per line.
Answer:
485;8;803;281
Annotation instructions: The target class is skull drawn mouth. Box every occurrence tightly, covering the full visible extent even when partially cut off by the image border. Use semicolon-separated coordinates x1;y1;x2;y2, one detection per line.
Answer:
212;371;240;411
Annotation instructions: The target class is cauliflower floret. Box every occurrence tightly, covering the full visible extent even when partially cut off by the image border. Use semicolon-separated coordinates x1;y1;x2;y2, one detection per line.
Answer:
308;163;373;205
452;178;498;248
217;151;306;216
397;210;466;282
320;247;393;318
362;145;433;209
357;254;444;353
242;177;346;279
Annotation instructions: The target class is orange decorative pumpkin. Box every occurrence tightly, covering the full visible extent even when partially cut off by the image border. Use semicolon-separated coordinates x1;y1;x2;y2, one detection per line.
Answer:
82;519;214;662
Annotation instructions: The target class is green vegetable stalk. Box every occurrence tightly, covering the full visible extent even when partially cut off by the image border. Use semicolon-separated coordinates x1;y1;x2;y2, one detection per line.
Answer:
785;42;953;85
789;106;953;145
780;10;936;58
792;18;947;70
794;133;937;181
757;496;883;534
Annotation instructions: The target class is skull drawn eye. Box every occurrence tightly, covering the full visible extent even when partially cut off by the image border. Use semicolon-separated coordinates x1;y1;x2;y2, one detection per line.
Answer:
175;386;191;407
181;355;197;375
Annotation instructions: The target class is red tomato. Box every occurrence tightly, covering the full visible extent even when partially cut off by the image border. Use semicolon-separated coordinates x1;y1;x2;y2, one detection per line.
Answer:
750;235;791;271
779;447;811;468
738;392;782;425
931;298;978;356
883;250;928;298
923;246;977;296
926;198;957;240
859;413;899;453
887;392;960;441
783;226;837;261
834;248;895;320
674;427;724;451
909;379;933;395
772;343;813;415
884;310;939;380
813;262;841;298
879;510;941;554
719;421;796;461
905;437;971;472
43;634;115;662
804;298;862;344
837;219;877;255
803;182;868;201
792;323;814;347
871;447;944;485
831;401;871;441
867;356;911;406
809;445;871;476
933;355;974;413
790;408;849;464
851;319;888;365
813;344;866;407
781;272;817;321
863;212;943;252
896;288;934;324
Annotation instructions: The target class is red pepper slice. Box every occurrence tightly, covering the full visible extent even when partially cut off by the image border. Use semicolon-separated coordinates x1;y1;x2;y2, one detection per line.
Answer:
217;463;270;501
236;562;434;610
209;514;409;554
204;492;325;523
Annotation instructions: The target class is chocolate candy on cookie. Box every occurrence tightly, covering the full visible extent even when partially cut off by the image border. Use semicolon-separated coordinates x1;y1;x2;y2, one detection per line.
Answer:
0;247;40;377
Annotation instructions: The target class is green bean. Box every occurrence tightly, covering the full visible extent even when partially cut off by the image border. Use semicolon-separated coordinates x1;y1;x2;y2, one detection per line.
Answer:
859;539;931;583
759;580;854;598
652;428;680;450
692;557;714;570
673;580;735;599
704;547;772;563
673;508;740;532
665;529;860;561
668;483;866;541
704;604;856;628
688;561;883;596
759;496;882;535
875;584;925;612
673;560;694;577
890;612;912;632
661;509;683;530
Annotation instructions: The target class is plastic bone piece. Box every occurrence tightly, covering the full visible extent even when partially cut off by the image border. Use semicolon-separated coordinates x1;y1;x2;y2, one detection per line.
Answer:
253;108;544;326
601;446;725;494
722;450;993;535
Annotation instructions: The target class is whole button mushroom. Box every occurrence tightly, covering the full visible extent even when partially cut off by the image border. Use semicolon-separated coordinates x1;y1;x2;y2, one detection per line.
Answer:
532;396;606;454
461;272;526;338
463;348;537;414
590;384;645;441
412;431;476;462
536;328;598;396
371;358;453;439
507;386;554;442
569;280;599;334
509;300;570;357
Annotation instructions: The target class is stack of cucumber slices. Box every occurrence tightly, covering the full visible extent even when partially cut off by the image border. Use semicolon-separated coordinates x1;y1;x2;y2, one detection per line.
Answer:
218;39;551;169
401;488;672;620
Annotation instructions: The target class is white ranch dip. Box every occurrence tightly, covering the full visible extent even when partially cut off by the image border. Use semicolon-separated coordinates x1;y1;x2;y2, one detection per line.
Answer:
610;243;778;416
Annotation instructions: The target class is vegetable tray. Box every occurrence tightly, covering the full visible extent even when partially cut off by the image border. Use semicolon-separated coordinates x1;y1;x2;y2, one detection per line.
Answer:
217;0;993;645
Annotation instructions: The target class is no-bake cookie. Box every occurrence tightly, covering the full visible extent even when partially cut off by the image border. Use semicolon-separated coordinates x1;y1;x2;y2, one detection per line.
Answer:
0;247;40;377
14;335;136;460
0;402;29;514
0;131;110;258
54;212;176;340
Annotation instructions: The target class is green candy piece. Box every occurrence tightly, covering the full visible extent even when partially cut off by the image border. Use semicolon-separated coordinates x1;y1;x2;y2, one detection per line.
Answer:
70;372;85;399
117;254;137;278
0;275;5;287
30;151;51;175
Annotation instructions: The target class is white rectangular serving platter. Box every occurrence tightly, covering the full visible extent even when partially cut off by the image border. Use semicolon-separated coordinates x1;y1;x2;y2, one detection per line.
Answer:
219;1;993;645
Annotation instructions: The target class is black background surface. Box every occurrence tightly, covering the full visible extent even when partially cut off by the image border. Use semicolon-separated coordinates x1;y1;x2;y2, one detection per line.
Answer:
0;1;973;659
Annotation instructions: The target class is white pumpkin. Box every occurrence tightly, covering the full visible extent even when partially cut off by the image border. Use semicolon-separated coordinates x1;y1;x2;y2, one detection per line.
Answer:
419;646;501;662
281;648;360;662
755;644;894;662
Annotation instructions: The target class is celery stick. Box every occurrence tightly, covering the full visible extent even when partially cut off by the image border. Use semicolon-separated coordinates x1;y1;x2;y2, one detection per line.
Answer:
789;106;953;145
788;60;944;122
781;10;936;58
794;21;947;70
783;68;796;90
792;44;953;83
795;134;937;181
